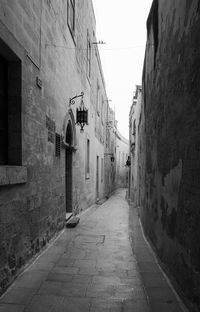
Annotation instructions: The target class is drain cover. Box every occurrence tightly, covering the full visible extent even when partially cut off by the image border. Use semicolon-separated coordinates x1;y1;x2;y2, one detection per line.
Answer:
75;234;105;244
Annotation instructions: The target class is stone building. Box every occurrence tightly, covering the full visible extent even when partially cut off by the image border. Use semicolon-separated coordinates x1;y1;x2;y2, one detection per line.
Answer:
128;85;142;204
115;128;129;189
0;0;114;293
104;106;117;197
129;0;200;309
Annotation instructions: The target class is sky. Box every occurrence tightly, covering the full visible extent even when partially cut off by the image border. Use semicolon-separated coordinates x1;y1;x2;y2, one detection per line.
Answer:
92;0;153;139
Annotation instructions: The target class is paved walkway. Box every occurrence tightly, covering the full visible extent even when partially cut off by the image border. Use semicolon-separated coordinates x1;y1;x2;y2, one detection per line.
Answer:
0;189;187;312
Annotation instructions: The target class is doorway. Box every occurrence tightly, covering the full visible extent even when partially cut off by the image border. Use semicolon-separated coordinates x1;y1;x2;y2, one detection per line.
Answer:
65;122;73;213
65;149;72;212
96;155;99;201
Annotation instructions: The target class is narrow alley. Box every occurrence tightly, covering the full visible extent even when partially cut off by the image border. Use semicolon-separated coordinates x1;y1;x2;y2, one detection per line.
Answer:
0;189;187;312
1;0;200;311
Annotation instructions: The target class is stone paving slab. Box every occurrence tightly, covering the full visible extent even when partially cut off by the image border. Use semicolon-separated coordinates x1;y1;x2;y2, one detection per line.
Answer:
122;299;151;312
0;304;25;312
90;299;122;312
0;189;188;312
13;271;48;289
24;294;65;312
0;287;36;305
150;301;183;312
140;271;167;287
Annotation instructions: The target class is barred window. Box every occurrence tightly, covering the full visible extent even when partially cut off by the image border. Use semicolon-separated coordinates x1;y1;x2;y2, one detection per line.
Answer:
55;133;61;157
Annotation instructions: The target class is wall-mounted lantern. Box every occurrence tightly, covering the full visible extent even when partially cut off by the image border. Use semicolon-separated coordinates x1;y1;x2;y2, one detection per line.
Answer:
69;92;88;133
125;156;131;167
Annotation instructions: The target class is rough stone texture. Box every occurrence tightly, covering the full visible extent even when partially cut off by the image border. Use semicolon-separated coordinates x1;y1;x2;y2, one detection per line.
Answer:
0;189;151;312
115;130;129;189
129;86;143;204
104;107;117;198
135;0;200;310
0;166;27;185
0;0;114;294
0;189;187;312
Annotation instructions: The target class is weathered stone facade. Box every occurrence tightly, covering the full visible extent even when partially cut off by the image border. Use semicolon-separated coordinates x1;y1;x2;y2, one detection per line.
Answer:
0;0;114;294
128;86;142;204
129;1;200;309
104;107;117;197
115;129;129;189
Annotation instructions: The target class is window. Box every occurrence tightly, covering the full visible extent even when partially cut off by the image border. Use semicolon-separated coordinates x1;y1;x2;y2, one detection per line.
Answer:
55;133;61;157
132;120;136;135
67;0;75;39
0;56;8;164
0;38;27;186
0;48;22;166
96;81;100;115
101;158;103;182
107;130;110;149
86;31;91;78
101;96;104;124
86;138;90;178
111;141;114;154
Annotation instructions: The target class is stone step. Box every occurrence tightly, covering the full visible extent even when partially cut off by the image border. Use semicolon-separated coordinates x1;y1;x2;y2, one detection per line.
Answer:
66;216;80;228
96;197;107;205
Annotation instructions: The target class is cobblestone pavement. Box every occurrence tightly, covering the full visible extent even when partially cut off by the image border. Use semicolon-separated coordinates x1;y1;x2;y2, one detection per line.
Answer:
0;189;187;312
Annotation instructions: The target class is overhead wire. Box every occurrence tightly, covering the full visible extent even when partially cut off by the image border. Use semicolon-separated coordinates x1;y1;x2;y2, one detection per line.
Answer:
45;43;148;51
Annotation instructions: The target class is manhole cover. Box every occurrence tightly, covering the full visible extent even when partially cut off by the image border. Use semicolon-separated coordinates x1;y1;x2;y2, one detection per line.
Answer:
75;234;105;244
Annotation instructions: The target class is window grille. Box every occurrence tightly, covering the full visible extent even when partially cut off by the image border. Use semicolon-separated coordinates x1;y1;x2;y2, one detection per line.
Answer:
55;133;61;157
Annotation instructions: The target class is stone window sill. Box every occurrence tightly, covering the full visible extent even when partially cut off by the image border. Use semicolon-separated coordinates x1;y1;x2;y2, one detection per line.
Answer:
0;166;27;186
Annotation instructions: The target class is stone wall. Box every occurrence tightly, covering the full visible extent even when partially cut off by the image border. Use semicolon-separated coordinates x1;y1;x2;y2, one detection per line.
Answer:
129;86;142;205
0;0;109;294
140;0;200;309
103;107;117;197
115;130;129;189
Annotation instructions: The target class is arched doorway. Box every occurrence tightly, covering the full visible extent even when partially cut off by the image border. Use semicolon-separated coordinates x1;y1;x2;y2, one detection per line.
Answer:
62;109;77;214
65;122;73;212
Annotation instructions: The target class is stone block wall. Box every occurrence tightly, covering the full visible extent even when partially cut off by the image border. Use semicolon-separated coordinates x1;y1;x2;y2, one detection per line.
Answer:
0;0;109;294
115;131;129;189
140;0;200;309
